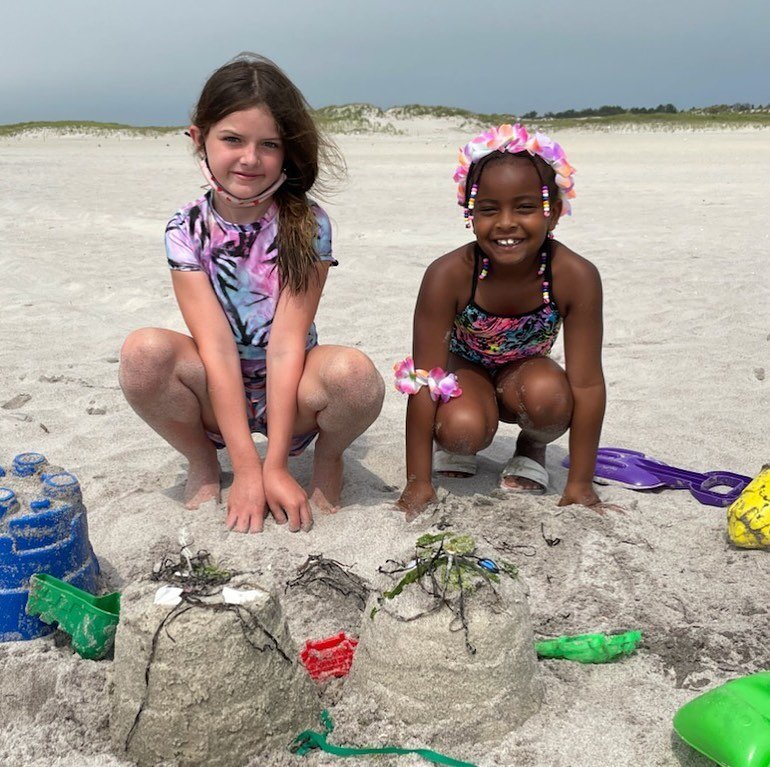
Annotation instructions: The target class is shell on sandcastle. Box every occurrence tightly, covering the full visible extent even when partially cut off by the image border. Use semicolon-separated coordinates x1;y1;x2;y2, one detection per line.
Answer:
109;577;321;767
0;452;99;642
346;533;543;748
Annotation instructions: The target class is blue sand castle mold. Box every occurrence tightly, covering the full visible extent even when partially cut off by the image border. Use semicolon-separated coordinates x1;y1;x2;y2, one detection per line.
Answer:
0;452;99;641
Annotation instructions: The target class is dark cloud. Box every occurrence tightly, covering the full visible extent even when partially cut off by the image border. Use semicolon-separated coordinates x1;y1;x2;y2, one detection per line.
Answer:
2;0;768;124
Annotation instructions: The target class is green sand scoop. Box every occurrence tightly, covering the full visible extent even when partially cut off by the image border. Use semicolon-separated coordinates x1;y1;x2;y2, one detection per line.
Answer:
25;573;120;660
674;672;770;767
535;630;642;663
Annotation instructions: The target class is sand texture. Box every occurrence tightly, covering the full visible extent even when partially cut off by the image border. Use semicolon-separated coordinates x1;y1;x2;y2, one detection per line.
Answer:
0;126;768;766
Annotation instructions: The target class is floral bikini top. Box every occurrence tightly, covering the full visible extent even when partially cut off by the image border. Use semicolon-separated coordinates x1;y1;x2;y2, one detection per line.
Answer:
448;241;562;370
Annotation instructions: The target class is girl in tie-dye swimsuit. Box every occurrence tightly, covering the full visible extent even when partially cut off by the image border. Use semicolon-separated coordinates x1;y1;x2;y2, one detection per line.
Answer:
120;54;384;535
397;123;606;518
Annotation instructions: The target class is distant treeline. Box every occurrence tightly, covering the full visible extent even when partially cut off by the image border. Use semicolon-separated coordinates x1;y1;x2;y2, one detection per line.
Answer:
522;103;768;119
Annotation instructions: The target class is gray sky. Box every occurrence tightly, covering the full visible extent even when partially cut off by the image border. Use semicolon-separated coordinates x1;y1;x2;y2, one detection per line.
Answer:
2;0;768;125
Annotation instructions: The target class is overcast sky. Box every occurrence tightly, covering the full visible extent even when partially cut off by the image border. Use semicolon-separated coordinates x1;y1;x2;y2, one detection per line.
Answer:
2;0;767;125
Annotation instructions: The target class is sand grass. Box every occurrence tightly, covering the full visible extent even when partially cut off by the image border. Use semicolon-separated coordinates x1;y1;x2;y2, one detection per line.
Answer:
3;106;770;138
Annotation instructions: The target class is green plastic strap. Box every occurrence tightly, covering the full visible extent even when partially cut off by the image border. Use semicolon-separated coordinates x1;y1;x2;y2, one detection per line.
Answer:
291;711;477;767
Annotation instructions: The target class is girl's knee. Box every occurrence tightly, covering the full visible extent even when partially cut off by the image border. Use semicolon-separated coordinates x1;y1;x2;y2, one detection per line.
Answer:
499;360;572;429
323;348;385;411
324;349;385;400
435;406;496;454
119;329;179;396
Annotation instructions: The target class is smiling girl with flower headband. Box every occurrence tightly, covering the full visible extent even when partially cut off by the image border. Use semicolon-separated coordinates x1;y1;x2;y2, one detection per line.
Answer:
396;123;606;517
119;54;384;534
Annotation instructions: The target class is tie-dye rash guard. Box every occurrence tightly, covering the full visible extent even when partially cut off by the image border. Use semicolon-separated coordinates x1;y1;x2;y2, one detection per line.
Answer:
164;191;336;455
165;191;336;362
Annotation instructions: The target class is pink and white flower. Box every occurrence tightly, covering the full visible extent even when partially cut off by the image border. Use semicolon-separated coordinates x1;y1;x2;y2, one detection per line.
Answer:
393;357;462;403
453;123;576;217
426;368;462;403
394;356;428;395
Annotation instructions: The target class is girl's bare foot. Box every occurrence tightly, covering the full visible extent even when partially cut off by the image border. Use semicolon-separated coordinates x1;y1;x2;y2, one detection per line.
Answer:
184;456;221;509
309;453;344;514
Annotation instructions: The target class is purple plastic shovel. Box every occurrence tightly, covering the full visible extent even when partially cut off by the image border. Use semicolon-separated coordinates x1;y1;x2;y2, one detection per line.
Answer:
562;447;752;507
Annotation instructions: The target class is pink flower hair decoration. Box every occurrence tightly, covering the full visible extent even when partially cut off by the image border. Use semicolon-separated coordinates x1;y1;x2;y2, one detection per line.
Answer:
453;123;576;218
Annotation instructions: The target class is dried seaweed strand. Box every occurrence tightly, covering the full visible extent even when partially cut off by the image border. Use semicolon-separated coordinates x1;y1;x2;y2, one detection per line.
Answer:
286;554;370;611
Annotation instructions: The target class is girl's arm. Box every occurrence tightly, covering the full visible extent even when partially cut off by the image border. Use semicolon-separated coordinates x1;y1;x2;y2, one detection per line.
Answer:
171;271;266;532
263;261;331;532
558;257;606;507
398;259;459;517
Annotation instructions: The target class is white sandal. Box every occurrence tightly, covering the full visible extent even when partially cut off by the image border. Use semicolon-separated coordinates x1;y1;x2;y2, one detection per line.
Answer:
433;447;478;477
499;455;548;494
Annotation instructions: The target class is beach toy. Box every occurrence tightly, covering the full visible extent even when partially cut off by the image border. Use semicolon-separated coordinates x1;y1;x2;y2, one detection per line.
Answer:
562;447;751;507
673;671;770;767
0;453;99;642
727;466;770;549
535;630;642;663
291;709;478;766
26;573;120;659
300;632;359;682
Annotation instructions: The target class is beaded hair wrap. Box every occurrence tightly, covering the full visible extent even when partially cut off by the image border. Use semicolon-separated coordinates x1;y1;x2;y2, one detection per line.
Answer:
453;123;576;220
464;183;478;229
541;185;550;218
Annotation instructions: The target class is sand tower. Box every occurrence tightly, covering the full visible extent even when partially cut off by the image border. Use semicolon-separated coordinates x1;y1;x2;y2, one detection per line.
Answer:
347;532;543;748
0;452;99;642
109;572;321;767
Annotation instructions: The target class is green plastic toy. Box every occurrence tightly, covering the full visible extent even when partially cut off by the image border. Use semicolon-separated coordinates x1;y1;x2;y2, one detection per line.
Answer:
25;573;120;660
535;630;642;663
673;671;770;767
291;710;478;767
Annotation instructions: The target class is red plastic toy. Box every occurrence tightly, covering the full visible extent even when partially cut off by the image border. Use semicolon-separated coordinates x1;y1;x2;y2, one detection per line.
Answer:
300;632;359;682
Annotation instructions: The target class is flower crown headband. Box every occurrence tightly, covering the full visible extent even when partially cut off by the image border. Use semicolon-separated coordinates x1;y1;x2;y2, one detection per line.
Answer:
453;123;576;220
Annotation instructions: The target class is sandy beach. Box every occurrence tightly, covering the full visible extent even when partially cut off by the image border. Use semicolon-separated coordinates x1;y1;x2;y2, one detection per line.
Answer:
0;123;768;767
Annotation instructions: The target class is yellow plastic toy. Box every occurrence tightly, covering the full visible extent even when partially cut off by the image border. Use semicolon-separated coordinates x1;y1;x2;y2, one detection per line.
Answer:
727;466;770;549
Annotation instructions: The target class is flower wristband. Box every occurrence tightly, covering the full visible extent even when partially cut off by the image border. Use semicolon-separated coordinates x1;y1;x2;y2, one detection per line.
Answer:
393;356;462;403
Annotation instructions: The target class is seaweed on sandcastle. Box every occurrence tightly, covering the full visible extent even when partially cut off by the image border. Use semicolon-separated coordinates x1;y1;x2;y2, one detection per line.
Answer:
285;554;371;611
151;548;233;590
373;533;519;655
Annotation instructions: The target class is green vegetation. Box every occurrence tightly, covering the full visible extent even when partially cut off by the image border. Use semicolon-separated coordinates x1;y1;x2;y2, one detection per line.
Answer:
319;102;770;131
3;102;770;138
0;120;181;137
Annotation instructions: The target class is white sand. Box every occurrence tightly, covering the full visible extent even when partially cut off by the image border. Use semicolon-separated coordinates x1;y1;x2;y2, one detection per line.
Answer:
0;125;768;767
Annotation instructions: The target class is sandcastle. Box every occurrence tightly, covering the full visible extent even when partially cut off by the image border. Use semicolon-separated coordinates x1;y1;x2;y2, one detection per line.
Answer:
0;452;99;642
346;533;543;748
109;565;322;767
110;532;542;762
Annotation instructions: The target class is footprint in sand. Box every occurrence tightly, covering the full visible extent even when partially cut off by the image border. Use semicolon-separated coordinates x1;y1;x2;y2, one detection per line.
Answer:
2;393;31;410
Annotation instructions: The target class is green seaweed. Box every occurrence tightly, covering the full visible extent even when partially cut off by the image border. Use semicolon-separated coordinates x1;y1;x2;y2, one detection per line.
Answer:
374;533;519;653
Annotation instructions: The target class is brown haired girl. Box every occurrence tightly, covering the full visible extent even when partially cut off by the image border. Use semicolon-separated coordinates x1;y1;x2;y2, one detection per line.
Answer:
119;53;384;534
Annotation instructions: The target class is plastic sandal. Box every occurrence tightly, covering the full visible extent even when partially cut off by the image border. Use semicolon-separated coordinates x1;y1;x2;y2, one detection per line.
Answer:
500;455;548;494
433;448;477;477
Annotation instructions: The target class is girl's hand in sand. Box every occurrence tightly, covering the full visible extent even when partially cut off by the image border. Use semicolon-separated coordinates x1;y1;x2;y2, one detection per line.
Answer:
226;470;268;534
263;467;313;532
559;482;602;509
558;482;624;514
397;479;437;521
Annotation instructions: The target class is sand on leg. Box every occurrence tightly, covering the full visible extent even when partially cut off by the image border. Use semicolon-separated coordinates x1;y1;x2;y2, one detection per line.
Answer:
295;345;385;513
495;356;573;491
119;328;222;508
